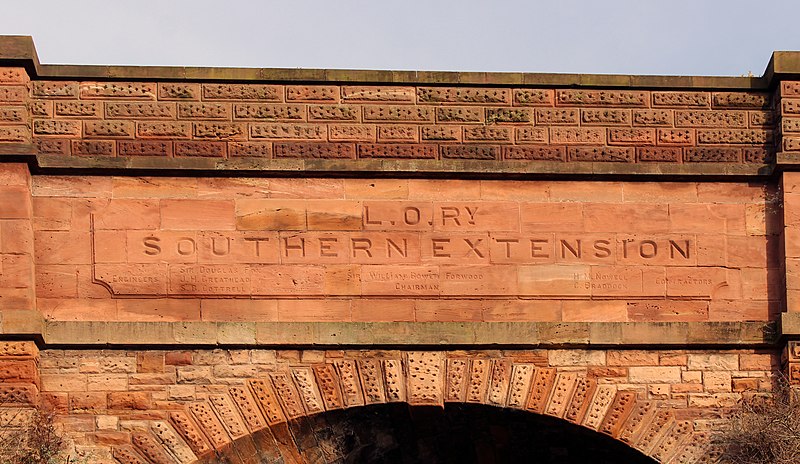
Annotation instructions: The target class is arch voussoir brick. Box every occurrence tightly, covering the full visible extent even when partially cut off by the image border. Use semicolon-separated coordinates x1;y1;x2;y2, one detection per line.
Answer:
110;352;707;464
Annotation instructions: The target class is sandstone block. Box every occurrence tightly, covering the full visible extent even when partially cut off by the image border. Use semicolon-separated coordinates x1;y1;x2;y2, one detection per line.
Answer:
671;383;703;394
628;366;682;384
41;373;87;392
562;301;628;322
90;431;129;446
688;393;739;408
732;378;760;392
200;299;277;322
168;385;195;401
212;364;258;378
217;322;256;344
703;372;732;393
351;299;415;322
87;374;128;392
0;360;38;383
173;322;216;344
288;85;338;102
165;352;192;366
69;392;106;412
0;186;32;219
739;353;775;371
128;373;175;385
176;366;212;384
159;83;200;100
659;353;688;366
687;354;738;371
136;353;165;373
606;350;660;366
548;349;606;367
108;392;152;410
95;415;119;431
160;199;234;230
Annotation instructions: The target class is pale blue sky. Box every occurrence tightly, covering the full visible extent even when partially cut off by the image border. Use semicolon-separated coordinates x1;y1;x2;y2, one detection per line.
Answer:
2;0;798;76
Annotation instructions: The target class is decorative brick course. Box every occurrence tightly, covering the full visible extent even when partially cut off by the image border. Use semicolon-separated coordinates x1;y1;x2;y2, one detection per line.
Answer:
0;73;767;168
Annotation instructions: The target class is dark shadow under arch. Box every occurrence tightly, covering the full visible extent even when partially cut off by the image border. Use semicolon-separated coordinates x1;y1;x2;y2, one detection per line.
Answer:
200;403;657;464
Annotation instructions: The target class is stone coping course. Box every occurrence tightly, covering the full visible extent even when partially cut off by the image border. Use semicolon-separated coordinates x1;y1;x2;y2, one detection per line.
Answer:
0;36;789;89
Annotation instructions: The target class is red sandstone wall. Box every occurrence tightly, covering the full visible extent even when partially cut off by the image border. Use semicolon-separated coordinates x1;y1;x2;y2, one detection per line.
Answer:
0;46;796;464
29;176;779;323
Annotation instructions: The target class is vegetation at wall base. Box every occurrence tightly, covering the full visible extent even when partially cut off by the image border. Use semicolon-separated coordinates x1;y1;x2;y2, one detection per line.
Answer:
719;375;800;464
0;408;64;464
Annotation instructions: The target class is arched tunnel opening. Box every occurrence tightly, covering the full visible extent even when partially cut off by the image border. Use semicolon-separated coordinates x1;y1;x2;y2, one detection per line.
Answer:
202;403;657;463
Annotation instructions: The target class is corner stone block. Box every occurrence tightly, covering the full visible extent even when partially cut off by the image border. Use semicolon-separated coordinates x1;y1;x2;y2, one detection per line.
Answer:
0;69;31;151
788;340;800;362
0;341;38;358
0;186;32;219
0;164;35;317
0;310;43;334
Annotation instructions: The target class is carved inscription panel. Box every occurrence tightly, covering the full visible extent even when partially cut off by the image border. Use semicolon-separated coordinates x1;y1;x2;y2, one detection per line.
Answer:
89;197;742;299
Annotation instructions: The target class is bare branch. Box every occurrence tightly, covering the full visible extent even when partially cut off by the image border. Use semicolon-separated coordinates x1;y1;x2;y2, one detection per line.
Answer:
718;374;800;464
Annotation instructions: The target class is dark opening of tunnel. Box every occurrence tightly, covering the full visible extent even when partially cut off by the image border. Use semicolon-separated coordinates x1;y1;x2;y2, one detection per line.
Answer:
205;403;657;464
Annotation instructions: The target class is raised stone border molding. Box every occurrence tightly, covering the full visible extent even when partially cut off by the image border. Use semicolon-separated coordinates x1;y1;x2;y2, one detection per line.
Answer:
106;351;718;464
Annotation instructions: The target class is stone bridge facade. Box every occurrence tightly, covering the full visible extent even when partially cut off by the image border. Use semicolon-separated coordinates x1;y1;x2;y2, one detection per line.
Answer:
1;36;800;462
